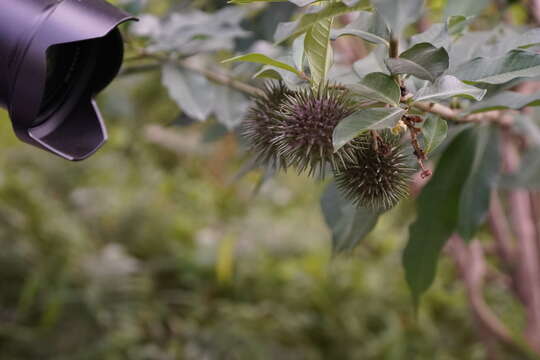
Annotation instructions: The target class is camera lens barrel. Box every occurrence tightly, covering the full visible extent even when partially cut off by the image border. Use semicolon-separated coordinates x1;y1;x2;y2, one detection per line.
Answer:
0;0;135;160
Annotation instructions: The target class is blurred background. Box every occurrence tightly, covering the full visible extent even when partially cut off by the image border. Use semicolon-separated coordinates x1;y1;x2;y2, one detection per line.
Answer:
0;0;535;359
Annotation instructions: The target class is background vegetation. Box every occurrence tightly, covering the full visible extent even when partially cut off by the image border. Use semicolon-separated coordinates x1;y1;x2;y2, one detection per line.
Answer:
1;0;539;359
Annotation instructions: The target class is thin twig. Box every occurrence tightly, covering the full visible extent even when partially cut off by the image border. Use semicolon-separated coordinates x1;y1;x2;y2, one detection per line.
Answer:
488;191;516;267
505;135;540;352
448;236;515;349
121;55;263;98
122;52;512;125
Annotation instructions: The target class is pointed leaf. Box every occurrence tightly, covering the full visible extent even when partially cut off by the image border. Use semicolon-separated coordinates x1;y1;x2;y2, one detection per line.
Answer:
421;115;448;155
333;107;406;151
222;53;300;75
444;0;490;17
274;1;370;43
414;75;486;102
458;126;501;242
501;148;540;189
466;90;540;114
292;34;306;71
347;72;401;106
330;11;390;46
229;0;287;3
403;128;477;307
162;64;215;121
372;0;424;36
212;86;251;130
385;42;449;82
321;182;380;253
305;16;334;88
353;45;389;77
454;50;540;84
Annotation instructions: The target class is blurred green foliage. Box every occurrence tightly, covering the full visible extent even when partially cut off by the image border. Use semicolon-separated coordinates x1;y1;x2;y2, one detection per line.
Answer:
0;0;533;358
0;71;485;360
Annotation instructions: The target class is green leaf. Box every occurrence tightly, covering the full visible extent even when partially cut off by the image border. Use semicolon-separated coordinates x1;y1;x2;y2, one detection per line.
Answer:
305;16;334;88
410;24;448;48
447;15;474;36
330;10;390;46
333;107;406;151
410;16;473;48
212;86;251;130
454;50;540;84
372;0;424;36
289;0;319;5
274;1;370;43
222;53;301;75
385;43;449;82
500;148;540;189
421;115;448;155
353;45;389;77
466;90;540;114
292;34;306;71
403;128;477;307
253;64;304;89
162;64;215;121
321;182;380;253
229;0;316;4
414;75;486;103
444;0;490;17
229;0;287;3
457;126;501;242
347;72;401;106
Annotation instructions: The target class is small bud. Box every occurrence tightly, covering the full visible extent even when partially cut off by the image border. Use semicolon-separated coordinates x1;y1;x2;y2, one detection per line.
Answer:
391;120;407;135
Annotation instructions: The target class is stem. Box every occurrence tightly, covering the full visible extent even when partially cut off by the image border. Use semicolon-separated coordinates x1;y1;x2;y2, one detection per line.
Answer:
121;54;263;98
389;37;399;59
121;53;511;126
504;135;540;352
448;236;515;352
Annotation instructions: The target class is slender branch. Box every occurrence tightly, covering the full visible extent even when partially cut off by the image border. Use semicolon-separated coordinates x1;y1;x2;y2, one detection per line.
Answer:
121;52;511;125
448;236;515;349
121;55;263;98
488;191;516;267
504;135;540;352
412;102;513;125
179;58;263;97
389;37;399;59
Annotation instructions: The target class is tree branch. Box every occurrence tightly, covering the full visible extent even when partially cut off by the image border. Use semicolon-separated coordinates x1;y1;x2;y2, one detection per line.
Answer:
448;236;515;351
121;55;264;98
488;191;516;267
122;53;512;125
504;135;540;352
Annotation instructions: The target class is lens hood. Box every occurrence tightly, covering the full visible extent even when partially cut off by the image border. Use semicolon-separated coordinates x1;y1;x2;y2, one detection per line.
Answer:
0;0;136;160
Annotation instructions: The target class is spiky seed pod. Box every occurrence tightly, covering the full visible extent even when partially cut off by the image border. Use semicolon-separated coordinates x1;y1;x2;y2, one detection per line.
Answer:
272;86;362;177
334;130;414;210
241;82;295;169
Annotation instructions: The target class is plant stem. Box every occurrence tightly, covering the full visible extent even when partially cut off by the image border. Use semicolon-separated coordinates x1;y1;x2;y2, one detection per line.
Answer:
121;53;510;126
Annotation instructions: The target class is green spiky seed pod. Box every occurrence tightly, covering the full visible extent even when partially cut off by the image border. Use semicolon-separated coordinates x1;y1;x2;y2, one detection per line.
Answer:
334;130;414;210
273;86;361;177
242;82;295;169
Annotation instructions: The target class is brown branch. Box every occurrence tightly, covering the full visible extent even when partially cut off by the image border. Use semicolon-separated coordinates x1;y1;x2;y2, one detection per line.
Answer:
121;54;263;98
412;102;513;125
121;52;514;126
488;191;516;267
448;236;515;352
179;57;264;97
504;135;540;352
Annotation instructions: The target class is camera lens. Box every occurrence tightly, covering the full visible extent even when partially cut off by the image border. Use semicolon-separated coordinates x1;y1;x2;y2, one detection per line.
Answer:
38;39;99;125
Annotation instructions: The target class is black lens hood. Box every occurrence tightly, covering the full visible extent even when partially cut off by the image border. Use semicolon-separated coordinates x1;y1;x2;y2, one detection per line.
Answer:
0;0;136;160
